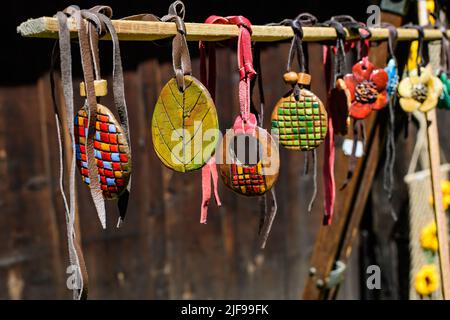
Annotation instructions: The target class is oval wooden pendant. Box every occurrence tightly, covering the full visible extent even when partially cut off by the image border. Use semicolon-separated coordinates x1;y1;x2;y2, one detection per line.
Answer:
152;75;219;172
74;104;132;200
217;127;279;196
271;89;327;151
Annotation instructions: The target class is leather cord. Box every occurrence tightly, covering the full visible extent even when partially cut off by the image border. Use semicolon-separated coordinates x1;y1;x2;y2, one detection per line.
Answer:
51;7;89;300
381;22;398;202
161;1;192;92
198;15;258;224
74;9;107;229
85;6;133;227
336;16;371;190
270;14;320;212
50;5;131;299
320;19;346;87
322;44;336;225
251;43;278;249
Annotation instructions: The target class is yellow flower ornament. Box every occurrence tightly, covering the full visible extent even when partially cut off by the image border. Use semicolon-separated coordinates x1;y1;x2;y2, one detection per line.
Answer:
420;222;438;252
415;265;439;296
398;65;443;113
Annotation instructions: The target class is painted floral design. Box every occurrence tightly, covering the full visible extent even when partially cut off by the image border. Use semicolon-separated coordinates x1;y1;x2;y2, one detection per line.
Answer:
398;65;443;113
344;57;389;119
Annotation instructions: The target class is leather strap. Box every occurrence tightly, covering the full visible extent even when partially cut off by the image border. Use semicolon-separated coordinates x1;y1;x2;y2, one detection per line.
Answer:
198;15;228;224
74;10;107;229
199;15;256;223
251;43;278;249
381;22;398;200
50;5;131;299
331;15;371;60
86;6;133;226
320;20;346;225
161;1;192;91
51;7;88;300
338;17;371;190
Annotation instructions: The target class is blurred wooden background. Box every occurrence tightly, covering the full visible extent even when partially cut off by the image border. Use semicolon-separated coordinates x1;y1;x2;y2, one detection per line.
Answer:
2;0;450;300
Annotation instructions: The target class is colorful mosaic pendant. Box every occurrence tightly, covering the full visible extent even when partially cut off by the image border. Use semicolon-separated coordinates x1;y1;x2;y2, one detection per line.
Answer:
218;114;279;197
152;75;219;172
271;72;328;151
398;65;443;113
74;81;132;200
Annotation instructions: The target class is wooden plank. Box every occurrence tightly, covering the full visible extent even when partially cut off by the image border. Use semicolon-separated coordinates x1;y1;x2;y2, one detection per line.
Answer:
0;85;64;299
17;17;450;42
136;58;170;299
327;112;386;299
301;41;387;300
417;0;450;300
425;109;450;299
302;113;380;300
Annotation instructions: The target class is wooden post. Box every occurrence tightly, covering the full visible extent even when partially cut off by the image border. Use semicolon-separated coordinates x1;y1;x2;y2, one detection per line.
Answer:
417;0;450;300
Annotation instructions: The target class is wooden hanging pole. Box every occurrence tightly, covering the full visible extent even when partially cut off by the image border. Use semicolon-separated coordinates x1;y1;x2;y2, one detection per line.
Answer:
417;0;450;300
17;17;450;42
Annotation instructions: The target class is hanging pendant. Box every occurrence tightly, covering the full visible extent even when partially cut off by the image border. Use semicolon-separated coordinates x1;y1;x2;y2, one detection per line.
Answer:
398;65;443;113
218;114;279;197
344;58;389;119
272;72;328;151
438;72;450;110
328;78;352;136
74;80;132;199
385;58;399;98
152;75;219;172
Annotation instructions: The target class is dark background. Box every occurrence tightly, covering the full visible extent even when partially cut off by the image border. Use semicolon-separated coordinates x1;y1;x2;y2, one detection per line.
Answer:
0;0;447;300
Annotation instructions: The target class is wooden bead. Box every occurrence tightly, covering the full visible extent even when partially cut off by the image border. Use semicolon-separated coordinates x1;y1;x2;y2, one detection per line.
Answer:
283;71;298;85
297;72;311;86
80;79;108;97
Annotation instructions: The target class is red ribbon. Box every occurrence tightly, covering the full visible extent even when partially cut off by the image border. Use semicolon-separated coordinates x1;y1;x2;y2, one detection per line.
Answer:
322;46;336;225
199;15;256;224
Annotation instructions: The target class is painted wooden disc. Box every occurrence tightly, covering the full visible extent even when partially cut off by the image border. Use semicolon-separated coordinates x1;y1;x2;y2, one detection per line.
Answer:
271;89;328;151
152;75;219;172
217;127;279;196
74;104;132;199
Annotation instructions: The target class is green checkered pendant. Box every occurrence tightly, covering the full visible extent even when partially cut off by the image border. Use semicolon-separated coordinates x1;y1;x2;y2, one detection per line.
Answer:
271;88;328;151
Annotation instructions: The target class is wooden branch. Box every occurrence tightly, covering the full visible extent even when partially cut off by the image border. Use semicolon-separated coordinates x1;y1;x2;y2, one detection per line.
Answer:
17;17;450;42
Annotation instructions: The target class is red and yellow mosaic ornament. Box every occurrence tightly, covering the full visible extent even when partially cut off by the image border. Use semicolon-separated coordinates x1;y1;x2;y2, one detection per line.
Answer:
218;115;279;197
74;80;132;199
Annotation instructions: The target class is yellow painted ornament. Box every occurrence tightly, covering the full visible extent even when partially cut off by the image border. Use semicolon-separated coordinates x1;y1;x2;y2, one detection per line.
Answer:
398;65;443;113
420;222;438;252
152;76;219;172
415;264;439;297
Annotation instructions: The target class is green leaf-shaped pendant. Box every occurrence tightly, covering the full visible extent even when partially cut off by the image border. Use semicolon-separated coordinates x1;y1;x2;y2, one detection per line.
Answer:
152;75;219;172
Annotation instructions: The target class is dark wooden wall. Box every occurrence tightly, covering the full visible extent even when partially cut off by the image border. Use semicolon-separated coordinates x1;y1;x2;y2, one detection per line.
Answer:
3;0;447;300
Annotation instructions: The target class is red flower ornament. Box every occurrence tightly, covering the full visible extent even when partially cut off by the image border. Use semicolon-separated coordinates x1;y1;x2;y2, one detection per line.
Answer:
344;57;389;119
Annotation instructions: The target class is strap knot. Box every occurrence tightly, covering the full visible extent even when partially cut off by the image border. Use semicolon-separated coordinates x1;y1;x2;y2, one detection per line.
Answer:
227;16;252;34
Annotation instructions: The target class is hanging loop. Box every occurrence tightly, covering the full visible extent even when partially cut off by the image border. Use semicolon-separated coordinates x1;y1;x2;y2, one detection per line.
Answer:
381;22;398;64
161;1;192;91
403;23;425;74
